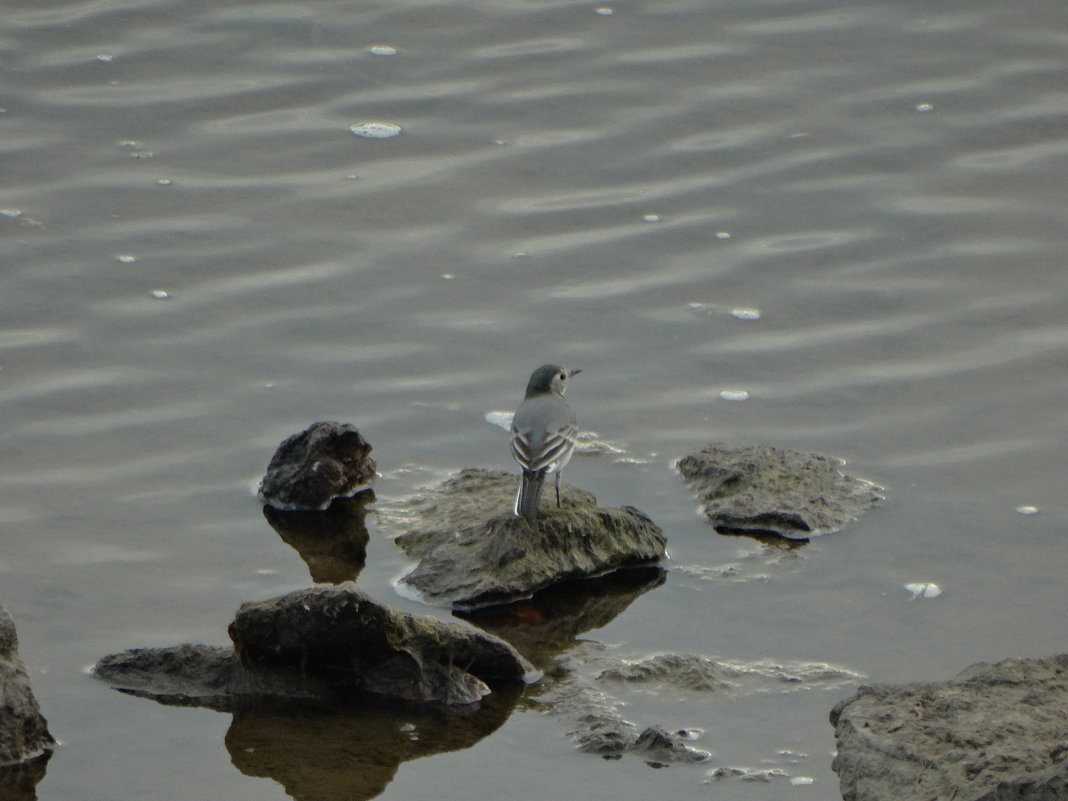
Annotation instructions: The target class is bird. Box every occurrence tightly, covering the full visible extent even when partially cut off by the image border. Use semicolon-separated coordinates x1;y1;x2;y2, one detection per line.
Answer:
510;364;581;518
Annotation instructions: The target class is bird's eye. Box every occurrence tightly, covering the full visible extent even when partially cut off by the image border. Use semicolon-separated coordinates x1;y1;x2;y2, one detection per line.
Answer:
559;372;566;380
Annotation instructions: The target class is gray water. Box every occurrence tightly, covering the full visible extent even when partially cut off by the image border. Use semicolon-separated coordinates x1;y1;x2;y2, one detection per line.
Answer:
2;0;1067;798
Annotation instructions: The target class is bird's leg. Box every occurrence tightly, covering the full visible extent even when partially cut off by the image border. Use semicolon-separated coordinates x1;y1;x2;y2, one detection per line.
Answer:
555;471;562;507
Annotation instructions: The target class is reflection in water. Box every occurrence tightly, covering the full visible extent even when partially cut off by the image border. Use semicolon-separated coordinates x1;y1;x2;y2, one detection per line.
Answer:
0;751;51;801
226;690;519;801
459;567;666;666
263;492;374;584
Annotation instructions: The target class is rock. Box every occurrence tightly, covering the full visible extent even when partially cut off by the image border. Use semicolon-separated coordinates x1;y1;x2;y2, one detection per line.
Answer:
0;605;55;768
384;469;666;609
94;586;533;708
597;653;734;692
258;422;376;510
676;443;883;539
631;725;711;765
262;492;373;584
229;585;534;705
830;653;1068;801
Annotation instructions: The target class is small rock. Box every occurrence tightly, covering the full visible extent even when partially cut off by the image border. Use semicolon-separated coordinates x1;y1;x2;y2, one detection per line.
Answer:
632;725;711;763
830;653;1068;801
0;605;55;767
676;443;883;539
258;422;376;510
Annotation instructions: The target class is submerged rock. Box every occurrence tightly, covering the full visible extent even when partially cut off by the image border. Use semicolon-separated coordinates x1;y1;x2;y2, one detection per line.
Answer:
676;443;883;539
385;469;666;609
258;422;376;510
95;586;533;708
0;605;55;768
830;653;1068;801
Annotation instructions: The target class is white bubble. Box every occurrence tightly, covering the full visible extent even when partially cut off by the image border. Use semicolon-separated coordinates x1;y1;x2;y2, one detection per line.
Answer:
350;122;401;139
0;209;22;218
719;390;750;401
369;45;397;56
731;308;761;320
904;582;942;599
96;54;113;63
441;273;455;280
790;777;815;786
595;6;614;15
117;254;137;263
1016;505;1039;516
150;290;171;300
915;103;934;112
642;213;660;222
715;231;731;239
156;178;172;186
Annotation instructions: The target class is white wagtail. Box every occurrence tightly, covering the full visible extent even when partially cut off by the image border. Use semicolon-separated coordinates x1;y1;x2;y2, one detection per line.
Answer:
511;364;581;518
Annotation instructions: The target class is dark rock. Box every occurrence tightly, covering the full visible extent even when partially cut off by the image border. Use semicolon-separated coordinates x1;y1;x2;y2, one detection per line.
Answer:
263;492;373;584
676;443;883;539
229;585;534;704
0;605;55;768
383;469;666;609
94;587;533;708
830;653;1068;801
258;422;376;510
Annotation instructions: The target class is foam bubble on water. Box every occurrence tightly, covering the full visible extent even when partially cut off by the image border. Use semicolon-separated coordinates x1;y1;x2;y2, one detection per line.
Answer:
0;209;22;218
904;582;942;599
96;54;113;63
441;273;455;280
790;777;815;786
150;290;171;300
369;45;398;56
595;7;614;15
715;231;731;239
1015;505;1038;515
156;178;172;186
351;122;401;139
485;411;514;431
731;308;761;320
915;103;935;112
117;254;137;263
719;389;750;401
642;213;660;222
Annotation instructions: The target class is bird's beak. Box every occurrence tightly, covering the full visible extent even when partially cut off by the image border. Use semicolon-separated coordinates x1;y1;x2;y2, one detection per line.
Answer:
569;368;582;377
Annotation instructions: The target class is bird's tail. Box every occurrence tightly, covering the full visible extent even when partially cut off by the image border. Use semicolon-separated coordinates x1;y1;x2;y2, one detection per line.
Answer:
515;470;546;518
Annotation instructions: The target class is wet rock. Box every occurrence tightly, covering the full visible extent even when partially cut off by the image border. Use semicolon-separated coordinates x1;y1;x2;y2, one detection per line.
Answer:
632;725;711;764
95;586;533;708
676;443;883;539
263;492;373;584
385;469;666;609
258;422;376;510
830;653;1068;801
0;605;55;768
229;585;534;704
598;653;734;692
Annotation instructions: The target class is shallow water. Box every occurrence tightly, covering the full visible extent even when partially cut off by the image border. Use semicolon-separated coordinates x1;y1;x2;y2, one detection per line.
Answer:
2;0;1067;797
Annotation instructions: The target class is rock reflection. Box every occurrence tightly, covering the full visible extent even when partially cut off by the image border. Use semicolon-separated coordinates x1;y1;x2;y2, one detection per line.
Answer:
263;491;374;584
226;690;519;801
0;752;51;801
458;567;666;666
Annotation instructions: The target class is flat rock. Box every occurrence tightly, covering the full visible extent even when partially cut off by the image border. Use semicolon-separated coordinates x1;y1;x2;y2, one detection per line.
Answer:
386;470;665;609
258;421;376;510
95;586;533;707
0;605;55;767
676;443;883;539
830;653;1068;801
